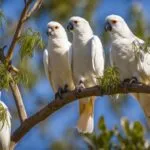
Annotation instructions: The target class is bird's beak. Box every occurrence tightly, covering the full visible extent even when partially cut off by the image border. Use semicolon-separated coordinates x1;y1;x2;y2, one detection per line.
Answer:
104;22;112;32
67;22;74;31
47;27;53;36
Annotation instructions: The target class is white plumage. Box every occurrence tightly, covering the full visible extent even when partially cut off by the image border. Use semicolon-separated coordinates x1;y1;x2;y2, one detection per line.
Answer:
0;92;11;150
105;14;150;125
67;16;104;133
43;21;75;95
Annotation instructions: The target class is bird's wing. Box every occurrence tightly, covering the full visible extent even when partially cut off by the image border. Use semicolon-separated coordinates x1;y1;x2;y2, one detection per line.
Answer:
109;47;114;66
138;52;150;83
132;38;150;82
131;37;150;126
91;35;104;77
67;42;72;69
43;49;53;87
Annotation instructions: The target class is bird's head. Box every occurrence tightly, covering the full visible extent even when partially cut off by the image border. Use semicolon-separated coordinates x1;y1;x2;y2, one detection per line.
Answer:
47;21;67;39
105;15;133;38
67;16;93;35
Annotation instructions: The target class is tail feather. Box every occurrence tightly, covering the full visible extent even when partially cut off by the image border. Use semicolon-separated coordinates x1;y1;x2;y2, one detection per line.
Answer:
77;96;95;133
132;93;150;126
130;73;150;127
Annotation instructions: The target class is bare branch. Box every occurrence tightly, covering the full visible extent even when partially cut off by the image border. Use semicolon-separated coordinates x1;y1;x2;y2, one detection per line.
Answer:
9;80;27;122
6;0;43;62
9;65;19;73
10;83;150;148
23;0;43;22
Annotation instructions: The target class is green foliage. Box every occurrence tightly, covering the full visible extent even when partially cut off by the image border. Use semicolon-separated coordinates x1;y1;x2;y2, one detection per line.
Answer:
37;0;79;21
79;0;100;21
130;2;145;39
0;103;9;130
85;117;150;150
51;141;74;150
132;39;150;61
36;0;99;22
19;28;44;59
14;59;38;89
142;38;150;53
50;117;150;150
98;67;120;93
0;64;11;90
87;116;115;149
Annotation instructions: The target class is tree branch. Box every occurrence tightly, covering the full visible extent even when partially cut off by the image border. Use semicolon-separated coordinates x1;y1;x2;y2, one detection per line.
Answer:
23;0;43;22
0;46;27;123
6;0;43;62
10;83;150;148
9;80;27;123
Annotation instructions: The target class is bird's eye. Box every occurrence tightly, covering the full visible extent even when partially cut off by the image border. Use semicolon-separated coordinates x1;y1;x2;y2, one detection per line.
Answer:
111;20;117;24
74;20;78;24
55;26;59;29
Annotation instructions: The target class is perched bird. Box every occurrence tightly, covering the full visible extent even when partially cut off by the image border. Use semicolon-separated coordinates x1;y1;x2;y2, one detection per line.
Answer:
0;92;11;150
67;16;105;133
43;21;75;98
105;14;150;125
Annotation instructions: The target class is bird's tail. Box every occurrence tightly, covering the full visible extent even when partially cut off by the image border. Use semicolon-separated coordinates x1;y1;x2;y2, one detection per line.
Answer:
132;93;150;126
77;96;95;133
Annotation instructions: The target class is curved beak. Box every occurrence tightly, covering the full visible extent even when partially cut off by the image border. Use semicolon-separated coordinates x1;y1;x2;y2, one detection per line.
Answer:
47;27;53;36
67;22;74;31
104;22;112;32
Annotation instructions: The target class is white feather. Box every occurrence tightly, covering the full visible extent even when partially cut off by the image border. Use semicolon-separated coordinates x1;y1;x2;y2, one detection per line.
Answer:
43;49;50;81
0;93;11;150
106;14;150;126
69;16;104;133
43;21;75;92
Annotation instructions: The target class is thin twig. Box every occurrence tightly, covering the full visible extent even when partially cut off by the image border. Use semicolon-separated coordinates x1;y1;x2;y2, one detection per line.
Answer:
6;0;43;62
10;83;150;148
23;0;43;22
9;65;19;73
9;79;27;122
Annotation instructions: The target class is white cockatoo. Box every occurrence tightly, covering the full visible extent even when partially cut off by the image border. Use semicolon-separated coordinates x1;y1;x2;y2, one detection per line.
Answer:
105;14;150;125
0;92;11;150
43;21;75;98
67;16;105;133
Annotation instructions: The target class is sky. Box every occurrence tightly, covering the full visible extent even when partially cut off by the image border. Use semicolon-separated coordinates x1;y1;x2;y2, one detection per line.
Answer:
1;0;150;149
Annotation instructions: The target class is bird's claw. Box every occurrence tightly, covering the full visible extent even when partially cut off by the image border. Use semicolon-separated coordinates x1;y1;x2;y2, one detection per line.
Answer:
122;77;141;86
76;82;85;93
129;77;138;84
122;78;130;84
130;77;142;85
63;84;69;93
55;87;64;99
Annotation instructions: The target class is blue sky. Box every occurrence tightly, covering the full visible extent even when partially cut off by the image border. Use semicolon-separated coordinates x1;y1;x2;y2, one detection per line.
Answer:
1;0;150;149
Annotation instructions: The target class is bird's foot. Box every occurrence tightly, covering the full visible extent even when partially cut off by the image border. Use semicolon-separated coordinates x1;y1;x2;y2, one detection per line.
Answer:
55;87;64;99
76;81;85;93
122;77;141;86
122;78;130;84
129;77;142;85
129;77;138;84
63;84;69;93
122;78;131;88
